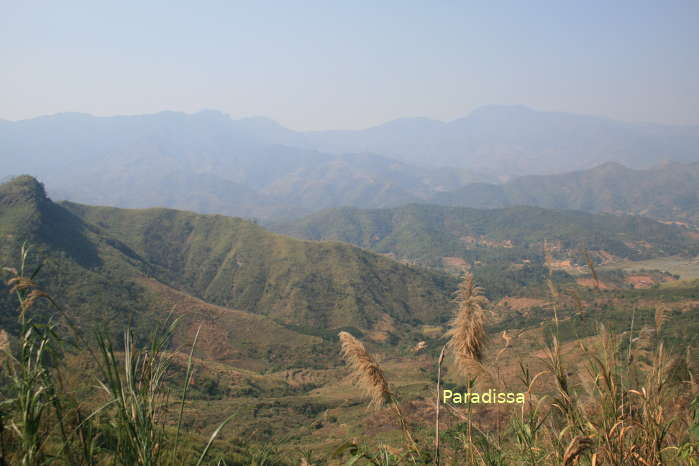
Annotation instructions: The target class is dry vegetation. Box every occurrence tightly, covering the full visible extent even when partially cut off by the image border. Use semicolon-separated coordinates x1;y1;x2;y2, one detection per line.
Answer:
332;272;699;465
1;249;698;465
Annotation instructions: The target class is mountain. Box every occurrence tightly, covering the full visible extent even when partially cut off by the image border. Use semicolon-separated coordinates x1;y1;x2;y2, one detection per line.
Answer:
0;111;482;220
177;106;699;178
0;176;456;351
61;201;456;330
271;203;699;270
299;106;699;176
4;107;697;223
431;162;699;226
0;175;158;338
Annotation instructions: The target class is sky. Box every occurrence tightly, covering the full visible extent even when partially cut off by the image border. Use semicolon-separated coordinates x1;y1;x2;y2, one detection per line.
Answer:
2;1;698;130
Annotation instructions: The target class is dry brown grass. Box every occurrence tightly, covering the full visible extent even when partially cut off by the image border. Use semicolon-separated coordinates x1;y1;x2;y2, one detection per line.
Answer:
655;303;671;333
338;331;391;408
337;331;422;458
445;272;488;371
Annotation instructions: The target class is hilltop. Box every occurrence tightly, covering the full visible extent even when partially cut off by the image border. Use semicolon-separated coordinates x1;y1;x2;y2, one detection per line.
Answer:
0;176;456;351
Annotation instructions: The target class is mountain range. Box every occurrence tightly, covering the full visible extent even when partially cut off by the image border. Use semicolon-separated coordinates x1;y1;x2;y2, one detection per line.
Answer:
2;106;698;222
247;105;699;176
0;111;483;220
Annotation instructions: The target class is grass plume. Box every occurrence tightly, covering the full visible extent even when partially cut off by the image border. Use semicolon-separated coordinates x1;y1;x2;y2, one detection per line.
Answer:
445;272;488;370
337;331;421;458
338;331;390;408
655;303;671;334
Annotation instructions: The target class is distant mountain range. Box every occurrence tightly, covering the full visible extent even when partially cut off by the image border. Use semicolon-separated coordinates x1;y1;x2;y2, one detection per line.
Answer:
0;110;486;220
1;106;697;222
241;105;699;176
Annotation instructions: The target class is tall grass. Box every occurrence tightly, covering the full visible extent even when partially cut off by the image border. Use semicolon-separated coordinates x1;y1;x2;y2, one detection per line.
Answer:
0;245;232;465
2;246;698;464
336;271;698;465
94;323;176;465
1;244;63;465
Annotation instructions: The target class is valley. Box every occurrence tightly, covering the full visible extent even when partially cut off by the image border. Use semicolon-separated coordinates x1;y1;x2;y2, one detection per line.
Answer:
3;3;699;463
2;174;698;463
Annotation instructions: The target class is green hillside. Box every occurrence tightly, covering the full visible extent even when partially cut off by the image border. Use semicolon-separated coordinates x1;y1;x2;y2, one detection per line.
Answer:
0;175;158;338
271;203;699;270
1;176;456;342
62;201;457;329
433;162;699;226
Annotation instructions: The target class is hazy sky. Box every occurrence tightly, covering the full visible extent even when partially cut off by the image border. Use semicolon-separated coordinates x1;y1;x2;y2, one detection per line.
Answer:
2;1;698;130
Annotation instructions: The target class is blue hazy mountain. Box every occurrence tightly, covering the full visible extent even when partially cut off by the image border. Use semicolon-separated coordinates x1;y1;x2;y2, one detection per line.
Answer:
298;105;699;176
2;106;697;220
0;110;483;219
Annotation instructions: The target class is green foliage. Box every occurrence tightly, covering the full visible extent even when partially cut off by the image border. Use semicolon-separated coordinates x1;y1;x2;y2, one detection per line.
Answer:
0;176;457;342
93;324;176;465
0;249;234;465
274;202;699;300
61;195;457;331
275;203;699;269
1;245;63;465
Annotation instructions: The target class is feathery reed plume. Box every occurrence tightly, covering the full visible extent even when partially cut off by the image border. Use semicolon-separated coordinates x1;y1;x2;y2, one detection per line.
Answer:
655;303;671;334
6;275;55;318
338;331;390;407
338;332;420;457
445;272;488;370
443;273;488;465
